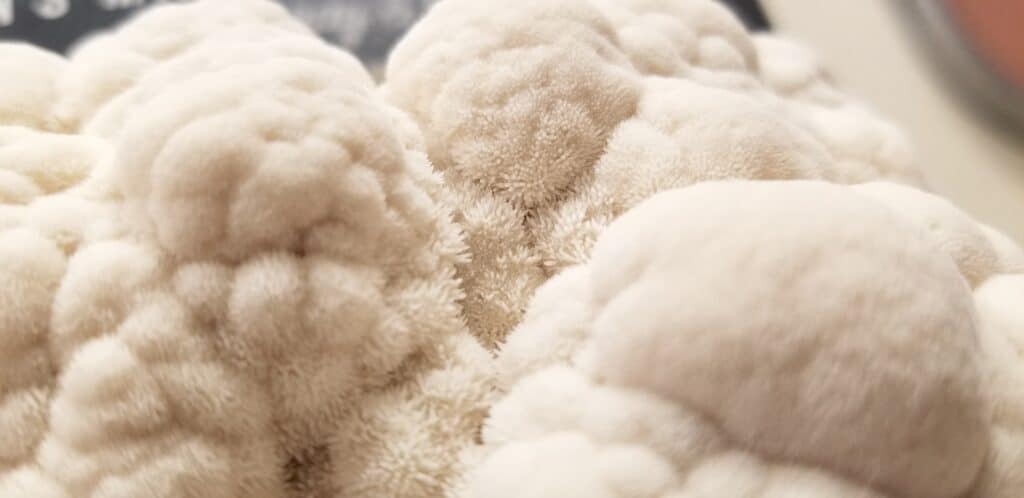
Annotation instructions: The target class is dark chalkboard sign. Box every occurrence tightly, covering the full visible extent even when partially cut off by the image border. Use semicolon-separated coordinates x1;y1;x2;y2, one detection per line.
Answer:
0;0;439;69
0;0;165;53
0;0;767;68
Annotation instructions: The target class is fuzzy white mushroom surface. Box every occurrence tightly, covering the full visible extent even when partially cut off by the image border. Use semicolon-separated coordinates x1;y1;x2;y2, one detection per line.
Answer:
386;0;928;347
476;180;1020;498
0;1;1020;497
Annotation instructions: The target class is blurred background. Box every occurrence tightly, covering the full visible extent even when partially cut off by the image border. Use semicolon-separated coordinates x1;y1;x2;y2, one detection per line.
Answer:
1;0;1021;242
0;0;439;67
763;0;1024;244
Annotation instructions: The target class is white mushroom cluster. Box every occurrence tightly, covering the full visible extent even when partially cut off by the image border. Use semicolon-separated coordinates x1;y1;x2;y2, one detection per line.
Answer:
0;1;1020;498
481;180;1021;498
1;2;492;497
385;0;924;347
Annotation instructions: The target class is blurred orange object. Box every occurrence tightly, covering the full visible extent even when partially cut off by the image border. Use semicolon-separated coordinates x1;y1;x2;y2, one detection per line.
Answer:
948;0;1024;89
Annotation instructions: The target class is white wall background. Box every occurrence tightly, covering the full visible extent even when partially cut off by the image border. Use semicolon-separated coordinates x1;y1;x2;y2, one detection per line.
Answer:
764;0;1024;243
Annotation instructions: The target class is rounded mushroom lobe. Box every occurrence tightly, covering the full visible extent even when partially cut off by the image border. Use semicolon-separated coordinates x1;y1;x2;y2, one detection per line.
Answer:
590;181;989;498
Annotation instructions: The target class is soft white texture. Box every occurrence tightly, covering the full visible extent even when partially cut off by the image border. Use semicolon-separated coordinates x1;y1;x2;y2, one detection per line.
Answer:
465;367;887;498
981;224;1024;275
0;228;65;473
83;24;371;140
852;181;999;286
0;126;117;482
0;127;107;205
386;0;928;347
462;432;684;498
113;51;380;262
972;275;1024;498
1;3;494;497
532;77;835;271
0;44;68;132
387;0;642;347
753;35;921;184
590;0;756;79
477;180;1019;498
589;182;985;498
2;0;1022;497
56;0;311;131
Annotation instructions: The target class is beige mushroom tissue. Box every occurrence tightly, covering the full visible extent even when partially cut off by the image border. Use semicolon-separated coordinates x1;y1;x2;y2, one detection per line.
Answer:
0;1;1020;498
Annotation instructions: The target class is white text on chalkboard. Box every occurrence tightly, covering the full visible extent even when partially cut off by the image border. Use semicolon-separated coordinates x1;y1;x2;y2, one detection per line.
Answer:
32;0;70;20
0;0;170;26
0;0;12;27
